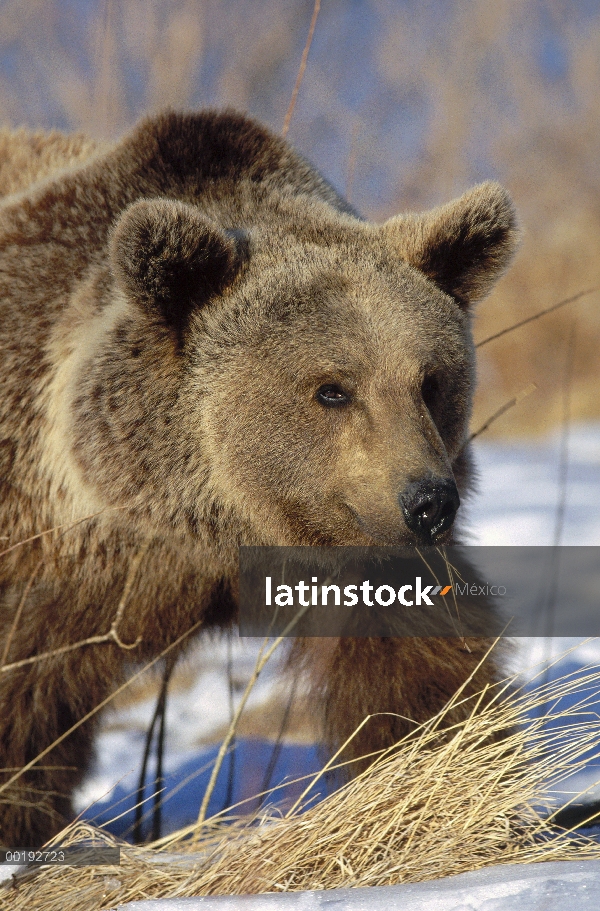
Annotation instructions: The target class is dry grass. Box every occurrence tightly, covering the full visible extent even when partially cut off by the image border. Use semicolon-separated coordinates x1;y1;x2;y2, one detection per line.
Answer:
4;659;600;909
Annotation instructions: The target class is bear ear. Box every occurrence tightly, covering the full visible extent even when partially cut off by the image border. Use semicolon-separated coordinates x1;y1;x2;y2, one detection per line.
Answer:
110;198;243;342
383;182;520;309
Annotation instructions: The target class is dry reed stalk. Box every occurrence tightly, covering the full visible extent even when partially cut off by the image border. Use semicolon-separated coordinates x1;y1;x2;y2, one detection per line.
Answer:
468;383;537;443
0;538;150;675
475;289;596;349
5;661;600;910
0;558;43;667
196;599;313;826
0;617;204;806
0;509;115;560
281;0;321;138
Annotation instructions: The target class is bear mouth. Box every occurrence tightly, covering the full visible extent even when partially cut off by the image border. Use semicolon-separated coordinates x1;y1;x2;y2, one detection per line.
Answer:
345;505;451;547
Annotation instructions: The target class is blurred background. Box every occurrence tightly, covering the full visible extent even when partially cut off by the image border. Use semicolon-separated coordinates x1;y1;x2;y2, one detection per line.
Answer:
0;0;599;435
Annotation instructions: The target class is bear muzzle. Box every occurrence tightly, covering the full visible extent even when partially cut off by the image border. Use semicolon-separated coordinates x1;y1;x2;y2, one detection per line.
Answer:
399;476;460;545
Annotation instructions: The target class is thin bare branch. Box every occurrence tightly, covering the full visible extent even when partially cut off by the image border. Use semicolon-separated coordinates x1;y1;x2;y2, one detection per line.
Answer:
196;599;313;826
1;538;151;673
0;507;125;559
281;0;321;138
0;616;204;798
467;383;537;443
552;317;577;549
0;558;43;666
475;288;597;348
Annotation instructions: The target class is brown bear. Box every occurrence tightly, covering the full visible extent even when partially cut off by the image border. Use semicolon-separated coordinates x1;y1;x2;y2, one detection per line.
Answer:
0;109;518;847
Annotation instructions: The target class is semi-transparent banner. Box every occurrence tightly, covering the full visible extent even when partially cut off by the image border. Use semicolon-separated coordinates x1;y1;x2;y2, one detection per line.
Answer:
238;546;600;637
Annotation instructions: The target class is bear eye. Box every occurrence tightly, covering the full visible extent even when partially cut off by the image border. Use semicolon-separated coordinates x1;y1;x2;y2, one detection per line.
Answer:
421;373;440;413
316;384;351;407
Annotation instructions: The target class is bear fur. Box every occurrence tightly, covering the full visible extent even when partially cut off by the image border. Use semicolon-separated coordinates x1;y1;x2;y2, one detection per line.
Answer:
0;110;519;847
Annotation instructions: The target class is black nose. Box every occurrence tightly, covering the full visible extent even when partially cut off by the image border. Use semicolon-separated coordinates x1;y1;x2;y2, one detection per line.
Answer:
399;477;460;544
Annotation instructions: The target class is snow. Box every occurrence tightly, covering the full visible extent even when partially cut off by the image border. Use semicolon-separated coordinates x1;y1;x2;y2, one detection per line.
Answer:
464;423;600;547
462;425;600;687
113;860;600;910
74;639;290;831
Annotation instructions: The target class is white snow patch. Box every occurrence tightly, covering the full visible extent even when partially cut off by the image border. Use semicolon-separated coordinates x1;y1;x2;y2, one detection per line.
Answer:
112;860;600;910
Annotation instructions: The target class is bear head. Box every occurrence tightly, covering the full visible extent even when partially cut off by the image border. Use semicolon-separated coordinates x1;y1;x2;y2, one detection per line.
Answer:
70;125;518;550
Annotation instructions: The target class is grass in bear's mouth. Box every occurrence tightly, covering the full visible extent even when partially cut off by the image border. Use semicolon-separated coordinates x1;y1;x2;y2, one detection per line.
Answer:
5;652;600;910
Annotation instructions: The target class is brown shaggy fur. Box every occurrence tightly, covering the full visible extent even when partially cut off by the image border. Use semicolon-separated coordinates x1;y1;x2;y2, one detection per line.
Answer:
0;109;518;847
